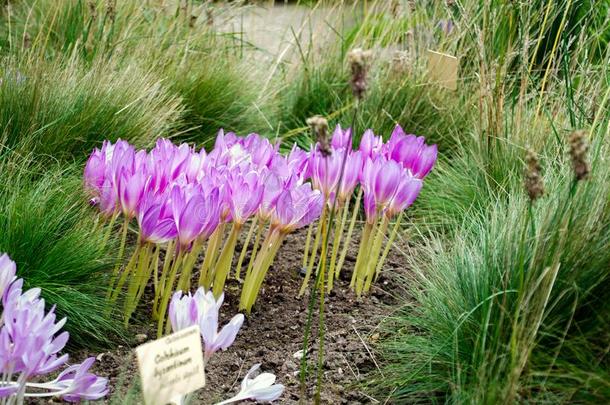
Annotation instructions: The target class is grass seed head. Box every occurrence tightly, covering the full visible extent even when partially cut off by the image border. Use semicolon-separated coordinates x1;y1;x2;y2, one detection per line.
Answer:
568;130;590;181
525;149;544;201
307;115;331;156
348;48;372;100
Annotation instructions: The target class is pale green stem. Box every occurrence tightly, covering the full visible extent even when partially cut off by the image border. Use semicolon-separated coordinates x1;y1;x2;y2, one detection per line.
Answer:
239;230;273;312
374;213;403;283
154;239;176;320
240;230;284;314
299;205;328;297
101;210;119;249
212;223;242;298
351;221;374;291
124;243;152;327
157;250;184;338
107;241;140;309
235;218;257;281
302;222;314;268
176;238;204;292
200;223;225;288
362;216;390;295
336;188;362;279
327;200;349;292
105;216;129;301
245;219;266;279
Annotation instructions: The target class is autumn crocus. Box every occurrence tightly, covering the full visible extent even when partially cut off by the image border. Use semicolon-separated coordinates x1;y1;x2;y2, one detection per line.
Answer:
168;288;244;361
241;183;323;313
0;254;107;403
212;169;264;297
352;156;426;296
385;125;437;179
214;363;284;405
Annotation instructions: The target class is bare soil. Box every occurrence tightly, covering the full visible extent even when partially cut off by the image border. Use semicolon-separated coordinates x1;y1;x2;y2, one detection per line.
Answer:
67;227;409;404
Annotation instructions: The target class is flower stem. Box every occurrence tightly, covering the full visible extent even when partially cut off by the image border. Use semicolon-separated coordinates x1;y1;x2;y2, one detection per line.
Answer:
101;210;119;249
302;222;314;268
107;240;140;309
154;239;176;320
234;219;257;281
124;243;152;327
327;200;349;292
373;213;403;283
352;221;374;293
240;230;284;314
335;188;362;279
200;223;225;289
245;219;266;279
212;223;241;298
105;216;129;301
177;238;204;292
299;205;328;297
362;215;390;294
157;250;184;338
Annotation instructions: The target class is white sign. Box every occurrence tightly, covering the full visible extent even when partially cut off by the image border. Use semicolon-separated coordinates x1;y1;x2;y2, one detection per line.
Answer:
136;325;205;405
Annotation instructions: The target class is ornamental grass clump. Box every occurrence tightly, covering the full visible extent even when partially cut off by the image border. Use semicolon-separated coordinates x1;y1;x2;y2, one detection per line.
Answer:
0;254;107;404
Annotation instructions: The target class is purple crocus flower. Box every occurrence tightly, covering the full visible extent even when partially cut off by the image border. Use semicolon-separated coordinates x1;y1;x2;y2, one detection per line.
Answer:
387;175;423;217
227;169;264;225
169;288;244;361
0;254;107;402
310;146;343;199
171;185;221;248
271;183;323;233
286;143;309;180
258;171;285;221
338;150;364;201
53;357;109;402
137;187;177;244
117;168;148;219
1;279;69;377
0;253;16;301
385;125;437;179
359;129;383;159
330;125;352;149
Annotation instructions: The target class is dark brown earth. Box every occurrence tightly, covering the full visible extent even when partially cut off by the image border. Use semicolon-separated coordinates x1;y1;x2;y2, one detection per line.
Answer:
63;227;410;404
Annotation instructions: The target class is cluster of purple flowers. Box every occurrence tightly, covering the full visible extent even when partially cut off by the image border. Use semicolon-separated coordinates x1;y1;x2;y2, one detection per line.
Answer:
84;131;323;327
84;124;435;319
0;254;107;404
302;124;437;296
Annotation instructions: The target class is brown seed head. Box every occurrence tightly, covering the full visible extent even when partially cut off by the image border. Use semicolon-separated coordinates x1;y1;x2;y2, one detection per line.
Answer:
347;48;372;100
306;115;331;157
525;149;544;201
568;130;590;181
106;0;116;23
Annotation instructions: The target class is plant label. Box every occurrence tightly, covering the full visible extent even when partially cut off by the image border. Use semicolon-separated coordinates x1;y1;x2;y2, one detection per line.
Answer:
426;50;458;90
136;325;205;405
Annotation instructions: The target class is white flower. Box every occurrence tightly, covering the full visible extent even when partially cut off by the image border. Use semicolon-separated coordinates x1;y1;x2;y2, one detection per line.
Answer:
214;364;284;405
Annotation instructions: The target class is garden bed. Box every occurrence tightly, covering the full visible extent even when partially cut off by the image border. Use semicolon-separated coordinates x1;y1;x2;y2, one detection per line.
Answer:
70;229;408;404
